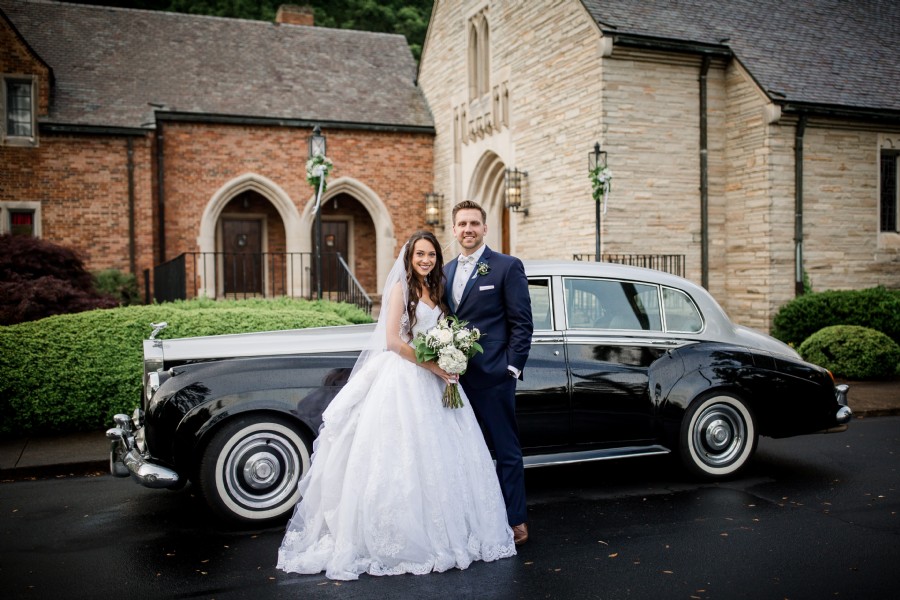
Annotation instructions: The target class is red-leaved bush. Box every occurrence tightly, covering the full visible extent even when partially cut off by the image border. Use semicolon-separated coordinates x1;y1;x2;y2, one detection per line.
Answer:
0;234;118;325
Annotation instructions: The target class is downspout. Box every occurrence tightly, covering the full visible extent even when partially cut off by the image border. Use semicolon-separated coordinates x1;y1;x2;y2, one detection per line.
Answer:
699;56;710;289
126;137;136;275
794;115;807;296
155;122;166;263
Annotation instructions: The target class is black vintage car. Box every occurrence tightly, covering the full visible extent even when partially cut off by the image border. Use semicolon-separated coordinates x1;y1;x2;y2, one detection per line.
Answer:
107;261;851;523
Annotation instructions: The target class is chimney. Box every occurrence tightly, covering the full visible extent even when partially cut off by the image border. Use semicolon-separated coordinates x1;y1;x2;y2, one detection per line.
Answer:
276;5;314;26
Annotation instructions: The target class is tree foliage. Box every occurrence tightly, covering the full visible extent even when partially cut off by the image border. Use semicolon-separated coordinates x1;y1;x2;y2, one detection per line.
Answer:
0;234;118;326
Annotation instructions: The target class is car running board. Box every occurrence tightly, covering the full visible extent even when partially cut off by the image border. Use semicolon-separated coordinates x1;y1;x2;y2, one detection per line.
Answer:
523;445;671;468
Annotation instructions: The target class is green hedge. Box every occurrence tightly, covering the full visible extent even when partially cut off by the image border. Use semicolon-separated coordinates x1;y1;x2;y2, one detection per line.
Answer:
772;287;900;347
798;325;900;380
0;298;372;437
92;269;141;306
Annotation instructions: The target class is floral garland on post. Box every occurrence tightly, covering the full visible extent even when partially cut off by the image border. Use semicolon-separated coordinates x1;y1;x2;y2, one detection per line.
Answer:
306;153;333;193
589;164;613;214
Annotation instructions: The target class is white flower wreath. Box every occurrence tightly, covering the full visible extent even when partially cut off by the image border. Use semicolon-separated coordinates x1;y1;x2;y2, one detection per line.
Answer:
306;153;333;192
589;164;613;214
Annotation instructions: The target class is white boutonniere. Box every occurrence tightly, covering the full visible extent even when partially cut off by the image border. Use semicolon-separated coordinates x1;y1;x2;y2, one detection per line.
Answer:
476;262;491;276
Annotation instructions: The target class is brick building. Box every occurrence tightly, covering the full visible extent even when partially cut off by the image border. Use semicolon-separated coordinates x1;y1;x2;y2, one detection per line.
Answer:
418;0;900;331
1;1;434;303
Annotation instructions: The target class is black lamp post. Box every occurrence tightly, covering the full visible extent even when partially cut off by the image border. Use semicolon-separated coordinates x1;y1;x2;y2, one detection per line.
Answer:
309;126;326;299
589;142;607;261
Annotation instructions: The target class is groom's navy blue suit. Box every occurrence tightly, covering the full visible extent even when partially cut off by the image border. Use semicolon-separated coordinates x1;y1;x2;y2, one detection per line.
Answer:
444;245;533;526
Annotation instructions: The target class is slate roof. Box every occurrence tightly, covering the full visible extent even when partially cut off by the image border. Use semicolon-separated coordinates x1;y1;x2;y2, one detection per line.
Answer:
580;0;900;114
0;0;434;130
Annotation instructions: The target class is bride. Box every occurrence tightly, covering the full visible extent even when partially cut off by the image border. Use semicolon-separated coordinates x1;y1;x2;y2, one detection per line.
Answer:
277;230;516;580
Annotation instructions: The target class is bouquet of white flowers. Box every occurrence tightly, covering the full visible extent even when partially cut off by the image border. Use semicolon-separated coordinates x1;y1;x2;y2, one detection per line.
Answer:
413;315;483;408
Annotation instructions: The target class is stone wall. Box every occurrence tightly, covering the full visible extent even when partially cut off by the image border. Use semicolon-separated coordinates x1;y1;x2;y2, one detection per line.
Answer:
420;0;900;333
802;126;900;290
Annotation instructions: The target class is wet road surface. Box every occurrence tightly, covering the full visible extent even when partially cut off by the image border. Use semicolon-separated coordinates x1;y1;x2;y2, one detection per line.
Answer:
1;416;898;599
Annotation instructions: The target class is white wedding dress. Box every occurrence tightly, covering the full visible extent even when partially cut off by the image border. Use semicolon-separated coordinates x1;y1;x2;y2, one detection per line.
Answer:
277;301;516;580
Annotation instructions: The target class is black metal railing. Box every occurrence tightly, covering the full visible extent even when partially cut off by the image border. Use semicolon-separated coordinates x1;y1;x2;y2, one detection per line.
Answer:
572;253;685;277
154;253;186;303
152;251;372;314
333;254;373;313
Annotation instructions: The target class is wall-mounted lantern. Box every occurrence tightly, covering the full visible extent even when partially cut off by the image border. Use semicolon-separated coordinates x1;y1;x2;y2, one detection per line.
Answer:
424;192;444;228
505;167;528;215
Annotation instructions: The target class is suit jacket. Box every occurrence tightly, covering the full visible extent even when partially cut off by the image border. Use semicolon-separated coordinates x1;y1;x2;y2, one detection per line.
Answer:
444;246;533;389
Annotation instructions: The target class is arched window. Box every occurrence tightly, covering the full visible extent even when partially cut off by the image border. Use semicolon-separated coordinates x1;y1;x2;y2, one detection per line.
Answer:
479;17;490;98
468;23;479;101
467;11;490;101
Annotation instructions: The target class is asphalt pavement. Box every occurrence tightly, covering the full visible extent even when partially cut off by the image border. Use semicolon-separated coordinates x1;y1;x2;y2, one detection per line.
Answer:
1;378;898;480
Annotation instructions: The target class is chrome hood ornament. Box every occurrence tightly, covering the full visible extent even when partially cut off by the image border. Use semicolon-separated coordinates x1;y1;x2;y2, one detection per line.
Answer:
149;322;168;340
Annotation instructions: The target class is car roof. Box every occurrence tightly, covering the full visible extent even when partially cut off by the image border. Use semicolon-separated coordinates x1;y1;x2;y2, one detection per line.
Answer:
524;260;701;291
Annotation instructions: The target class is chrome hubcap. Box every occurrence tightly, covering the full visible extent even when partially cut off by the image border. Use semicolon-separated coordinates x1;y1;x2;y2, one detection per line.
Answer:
225;432;300;509
243;452;281;489
693;404;746;466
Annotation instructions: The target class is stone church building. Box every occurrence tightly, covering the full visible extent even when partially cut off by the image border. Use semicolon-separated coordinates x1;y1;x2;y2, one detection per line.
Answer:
419;0;900;331
3;0;899;331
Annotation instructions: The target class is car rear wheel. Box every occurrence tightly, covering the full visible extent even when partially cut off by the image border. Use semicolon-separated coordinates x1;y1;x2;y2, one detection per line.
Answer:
198;415;311;523
679;393;757;478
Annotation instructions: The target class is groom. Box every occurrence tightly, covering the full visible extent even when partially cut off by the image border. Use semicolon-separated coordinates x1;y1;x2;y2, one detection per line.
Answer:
444;200;533;545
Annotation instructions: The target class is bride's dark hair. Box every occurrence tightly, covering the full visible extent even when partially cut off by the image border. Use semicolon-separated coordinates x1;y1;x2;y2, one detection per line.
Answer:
403;230;450;331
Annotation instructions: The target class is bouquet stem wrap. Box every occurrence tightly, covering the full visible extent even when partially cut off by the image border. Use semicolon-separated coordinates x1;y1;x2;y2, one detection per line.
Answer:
443;382;463;409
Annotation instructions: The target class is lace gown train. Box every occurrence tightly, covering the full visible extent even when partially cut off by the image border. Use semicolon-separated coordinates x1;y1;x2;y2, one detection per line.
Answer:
277;302;516;580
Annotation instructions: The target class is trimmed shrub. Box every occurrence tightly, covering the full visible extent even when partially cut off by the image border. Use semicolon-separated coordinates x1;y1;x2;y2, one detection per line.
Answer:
0;234;118;325
0;298;373;436
93;269;141;306
772;287;900;347
798;325;900;380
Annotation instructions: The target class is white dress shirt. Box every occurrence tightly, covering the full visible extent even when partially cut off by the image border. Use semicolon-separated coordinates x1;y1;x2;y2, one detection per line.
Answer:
452;245;485;306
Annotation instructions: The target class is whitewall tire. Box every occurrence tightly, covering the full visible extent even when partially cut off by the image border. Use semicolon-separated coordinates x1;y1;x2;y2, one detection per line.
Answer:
199;415;311;523
679;393;757;478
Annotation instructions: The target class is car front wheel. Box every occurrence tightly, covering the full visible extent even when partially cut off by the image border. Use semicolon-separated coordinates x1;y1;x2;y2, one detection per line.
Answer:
679;393;757;478
198;415;311;523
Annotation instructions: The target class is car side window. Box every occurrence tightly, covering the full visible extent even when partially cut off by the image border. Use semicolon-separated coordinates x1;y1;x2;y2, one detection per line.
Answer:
564;277;662;331
662;287;703;333
528;278;552;330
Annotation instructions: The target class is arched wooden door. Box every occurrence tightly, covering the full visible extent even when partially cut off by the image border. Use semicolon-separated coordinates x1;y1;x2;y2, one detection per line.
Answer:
311;220;349;294
222;218;262;295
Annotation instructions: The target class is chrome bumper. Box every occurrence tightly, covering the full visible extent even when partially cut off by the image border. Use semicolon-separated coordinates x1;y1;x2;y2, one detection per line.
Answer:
106;413;179;488
821;383;852;433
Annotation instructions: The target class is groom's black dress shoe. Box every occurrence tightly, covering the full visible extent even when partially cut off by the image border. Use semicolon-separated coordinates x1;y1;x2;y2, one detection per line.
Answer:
512;523;529;545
